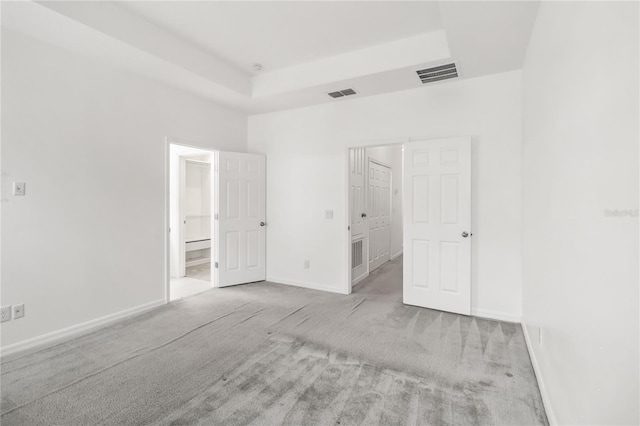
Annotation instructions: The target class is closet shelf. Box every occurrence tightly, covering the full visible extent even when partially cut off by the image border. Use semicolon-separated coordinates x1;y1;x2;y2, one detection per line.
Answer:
186;258;210;267
186;237;211;244
186;237;210;243
185;159;210;165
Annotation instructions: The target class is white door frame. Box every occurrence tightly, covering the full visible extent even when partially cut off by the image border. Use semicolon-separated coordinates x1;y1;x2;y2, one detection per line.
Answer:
345;138;406;295
164;137;218;304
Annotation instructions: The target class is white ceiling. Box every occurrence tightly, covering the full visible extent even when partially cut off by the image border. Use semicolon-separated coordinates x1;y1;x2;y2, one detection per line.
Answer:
4;1;540;114
117;1;444;75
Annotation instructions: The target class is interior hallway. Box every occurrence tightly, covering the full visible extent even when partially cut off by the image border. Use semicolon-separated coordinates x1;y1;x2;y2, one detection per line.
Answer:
1;257;547;425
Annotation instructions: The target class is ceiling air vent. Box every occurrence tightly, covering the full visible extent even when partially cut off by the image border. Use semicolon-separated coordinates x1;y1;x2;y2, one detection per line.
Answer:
416;63;458;84
328;88;357;98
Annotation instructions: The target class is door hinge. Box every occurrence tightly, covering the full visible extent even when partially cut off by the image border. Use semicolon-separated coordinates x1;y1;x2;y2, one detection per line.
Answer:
214;262;219;269
348;226;350;231
215;213;219;220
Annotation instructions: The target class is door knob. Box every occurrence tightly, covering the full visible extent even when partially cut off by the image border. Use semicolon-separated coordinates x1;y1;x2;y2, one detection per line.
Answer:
461;231;469;238
361;213;367;218
260;222;265;227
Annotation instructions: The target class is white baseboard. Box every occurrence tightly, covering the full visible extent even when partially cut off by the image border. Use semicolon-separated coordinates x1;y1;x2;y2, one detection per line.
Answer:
351;271;369;286
0;299;165;357
522;323;557;425
471;308;521;323
390;250;403;260
266;276;348;295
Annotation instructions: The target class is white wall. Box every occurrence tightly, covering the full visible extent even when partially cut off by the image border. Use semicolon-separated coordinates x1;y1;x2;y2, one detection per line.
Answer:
365;145;403;260
1;30;247;350
248;70;523;321
521;2;639;425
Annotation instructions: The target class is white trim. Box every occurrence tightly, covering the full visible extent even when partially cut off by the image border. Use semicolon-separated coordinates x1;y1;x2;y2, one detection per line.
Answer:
178;155;186;278
351;271;369;286
391;250;403;260
165;138;171;303
345;146;352;295
522;323;557;425
471;308;522;323
267;276;349;295
349;137;408;150
0;299;165;357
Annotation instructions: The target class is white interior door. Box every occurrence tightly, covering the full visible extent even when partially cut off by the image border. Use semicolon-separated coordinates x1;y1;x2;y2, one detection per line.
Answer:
368;159;391;272
403;137;471;315
350;148;367;283
214;151;266;287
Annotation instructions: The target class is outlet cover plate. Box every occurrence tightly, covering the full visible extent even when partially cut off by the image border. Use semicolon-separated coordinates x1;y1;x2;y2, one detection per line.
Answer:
13;182;26;196
13;304;24;319
1;306;11;322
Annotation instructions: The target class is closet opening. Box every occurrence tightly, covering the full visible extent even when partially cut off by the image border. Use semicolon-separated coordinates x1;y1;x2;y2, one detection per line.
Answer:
168;143;215;301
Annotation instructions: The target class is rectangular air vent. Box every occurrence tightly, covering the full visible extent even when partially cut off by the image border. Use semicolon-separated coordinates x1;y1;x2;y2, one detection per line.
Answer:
416;63;458;84
352;239;363;269
328;88;357;99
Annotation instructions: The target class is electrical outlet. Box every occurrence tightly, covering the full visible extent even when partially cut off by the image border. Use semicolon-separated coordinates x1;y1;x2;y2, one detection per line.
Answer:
1;306;12;322
304;260;310;269
13;304;24;319
325;210;334;220
13;182;26;196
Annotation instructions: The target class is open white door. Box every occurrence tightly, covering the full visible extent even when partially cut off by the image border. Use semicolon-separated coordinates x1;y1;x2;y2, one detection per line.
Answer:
214;152;266;287
403;137;471;315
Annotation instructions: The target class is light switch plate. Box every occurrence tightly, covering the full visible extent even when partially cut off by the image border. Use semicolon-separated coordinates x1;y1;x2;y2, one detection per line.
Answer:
13;304;24;319
13;182;26;196
1;306;11;322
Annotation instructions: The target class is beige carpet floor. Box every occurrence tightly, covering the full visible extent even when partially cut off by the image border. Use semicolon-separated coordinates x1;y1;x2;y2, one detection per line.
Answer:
1;257;547;425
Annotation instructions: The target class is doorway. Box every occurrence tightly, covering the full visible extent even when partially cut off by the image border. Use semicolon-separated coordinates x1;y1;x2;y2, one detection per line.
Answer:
169;143;215;301
348;137;472;316
166;143;268;302
349;144;404;288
